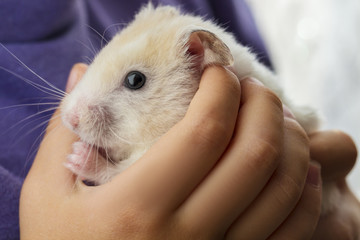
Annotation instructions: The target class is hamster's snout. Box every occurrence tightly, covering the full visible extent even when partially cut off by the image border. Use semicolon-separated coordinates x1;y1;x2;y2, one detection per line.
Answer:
62;98;114;134
63;109;80;130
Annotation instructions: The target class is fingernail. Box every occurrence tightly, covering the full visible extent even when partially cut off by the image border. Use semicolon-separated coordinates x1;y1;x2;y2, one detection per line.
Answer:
283;104;296;119
244;77;264;86
306;162;321;188
224;65;235;73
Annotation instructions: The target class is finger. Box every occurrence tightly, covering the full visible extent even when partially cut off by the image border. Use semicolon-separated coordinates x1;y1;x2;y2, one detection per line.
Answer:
269;162;322;240
177;78;284;236
311;180;360;240
226;118;310;239
23;63;88;197
66;63;88;92
107;66;241;212
309;130;357;181
47;63;88;133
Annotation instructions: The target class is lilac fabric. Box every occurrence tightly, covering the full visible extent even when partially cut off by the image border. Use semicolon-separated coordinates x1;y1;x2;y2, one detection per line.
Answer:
0;0;269;238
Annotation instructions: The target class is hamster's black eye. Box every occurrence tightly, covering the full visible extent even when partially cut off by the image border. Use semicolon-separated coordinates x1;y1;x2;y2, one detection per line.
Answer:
124;71;146;90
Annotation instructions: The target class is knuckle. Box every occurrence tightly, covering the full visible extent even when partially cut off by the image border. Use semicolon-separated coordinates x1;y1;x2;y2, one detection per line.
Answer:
189;115;231;149
274;172;304;207
285;118;309;144
245;137;282;173
224;72;241;97
208;65;241;92
177;217;221;240
285;119;311;169
261;87;283;111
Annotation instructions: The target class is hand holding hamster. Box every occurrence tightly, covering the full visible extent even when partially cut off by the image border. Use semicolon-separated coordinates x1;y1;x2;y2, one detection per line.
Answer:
20;64;325;239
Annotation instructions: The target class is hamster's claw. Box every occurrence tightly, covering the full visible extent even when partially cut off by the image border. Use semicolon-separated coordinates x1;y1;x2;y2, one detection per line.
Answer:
64;141;106;181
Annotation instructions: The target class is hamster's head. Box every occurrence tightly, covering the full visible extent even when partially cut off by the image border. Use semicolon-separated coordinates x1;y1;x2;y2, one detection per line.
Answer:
61;4;233;162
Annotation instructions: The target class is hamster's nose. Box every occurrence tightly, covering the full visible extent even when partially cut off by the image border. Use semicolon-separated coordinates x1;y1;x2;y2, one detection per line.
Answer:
65;111;79;130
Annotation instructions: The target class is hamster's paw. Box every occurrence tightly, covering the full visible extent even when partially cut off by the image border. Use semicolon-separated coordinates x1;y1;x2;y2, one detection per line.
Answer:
64;141;105;180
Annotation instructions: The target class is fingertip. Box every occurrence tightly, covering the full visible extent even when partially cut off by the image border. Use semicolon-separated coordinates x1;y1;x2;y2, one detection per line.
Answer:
335;130;358;162
66;63;88;93
241;77;264;86
187;65;241;123
201;65;240;89
240;78;282;111
309;130;357;180
282;104;296;120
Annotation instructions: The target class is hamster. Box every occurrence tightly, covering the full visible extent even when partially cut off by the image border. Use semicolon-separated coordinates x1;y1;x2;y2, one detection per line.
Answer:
61;4;319;184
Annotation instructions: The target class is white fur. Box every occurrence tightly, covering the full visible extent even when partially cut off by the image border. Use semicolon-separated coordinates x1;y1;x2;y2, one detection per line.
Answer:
61;4;319;184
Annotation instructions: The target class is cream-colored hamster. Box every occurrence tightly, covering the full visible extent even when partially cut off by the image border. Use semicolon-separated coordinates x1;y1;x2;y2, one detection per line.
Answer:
61;4;319;184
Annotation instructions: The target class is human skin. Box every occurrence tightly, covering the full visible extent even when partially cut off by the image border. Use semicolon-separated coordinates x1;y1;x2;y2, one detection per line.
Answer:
20;63;350;239
310;131;359;240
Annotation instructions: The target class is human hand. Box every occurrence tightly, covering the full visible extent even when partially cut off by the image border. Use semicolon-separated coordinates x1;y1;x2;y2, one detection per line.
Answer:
20;64;321;239
309;131;359;240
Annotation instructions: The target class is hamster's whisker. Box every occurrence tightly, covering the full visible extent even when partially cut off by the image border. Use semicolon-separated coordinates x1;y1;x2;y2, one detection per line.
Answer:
5;107;58;136
20;96;63;103
98;122;113;165
82;142;94;177
76;40;97;60
102;145;112;182
108;127;134;145
93;143;99;179
87;37;99;57
38;96;63;101
82;56;94;65
104;147;115;165
0;44;67;97
101;22;127;47
85;24;109;45
18;112;56;137
102;22;127;35
93;128;100;174
27;114;63;139
20;120;58;178
7;114;56;148
0;66;65;99
97;124;110;182
0;102;59;110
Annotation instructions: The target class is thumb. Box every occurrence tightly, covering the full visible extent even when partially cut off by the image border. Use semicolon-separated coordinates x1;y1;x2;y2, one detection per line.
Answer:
309;130;357;181
66;63;88;93
23;63;88;197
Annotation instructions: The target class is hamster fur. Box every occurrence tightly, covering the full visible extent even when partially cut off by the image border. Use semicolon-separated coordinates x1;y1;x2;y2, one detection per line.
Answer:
61;4;319;185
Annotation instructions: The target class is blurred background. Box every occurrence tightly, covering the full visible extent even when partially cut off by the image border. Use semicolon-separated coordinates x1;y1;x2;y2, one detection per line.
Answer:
246;0;360;197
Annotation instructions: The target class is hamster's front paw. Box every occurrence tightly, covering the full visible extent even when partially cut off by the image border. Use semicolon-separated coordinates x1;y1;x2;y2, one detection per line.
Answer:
64;141;106;180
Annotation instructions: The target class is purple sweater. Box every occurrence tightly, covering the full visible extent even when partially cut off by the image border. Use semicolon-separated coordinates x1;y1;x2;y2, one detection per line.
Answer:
0;0;269;238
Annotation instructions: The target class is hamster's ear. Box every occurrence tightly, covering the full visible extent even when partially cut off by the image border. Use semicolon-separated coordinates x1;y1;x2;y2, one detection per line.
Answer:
185;30;234;69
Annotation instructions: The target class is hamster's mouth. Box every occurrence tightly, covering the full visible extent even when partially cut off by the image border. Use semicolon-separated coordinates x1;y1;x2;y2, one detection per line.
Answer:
96;146;117;164
81;140;117;164
97;147;108;160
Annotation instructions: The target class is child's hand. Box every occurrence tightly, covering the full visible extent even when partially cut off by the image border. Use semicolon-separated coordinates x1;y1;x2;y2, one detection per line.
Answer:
20;64;322;239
